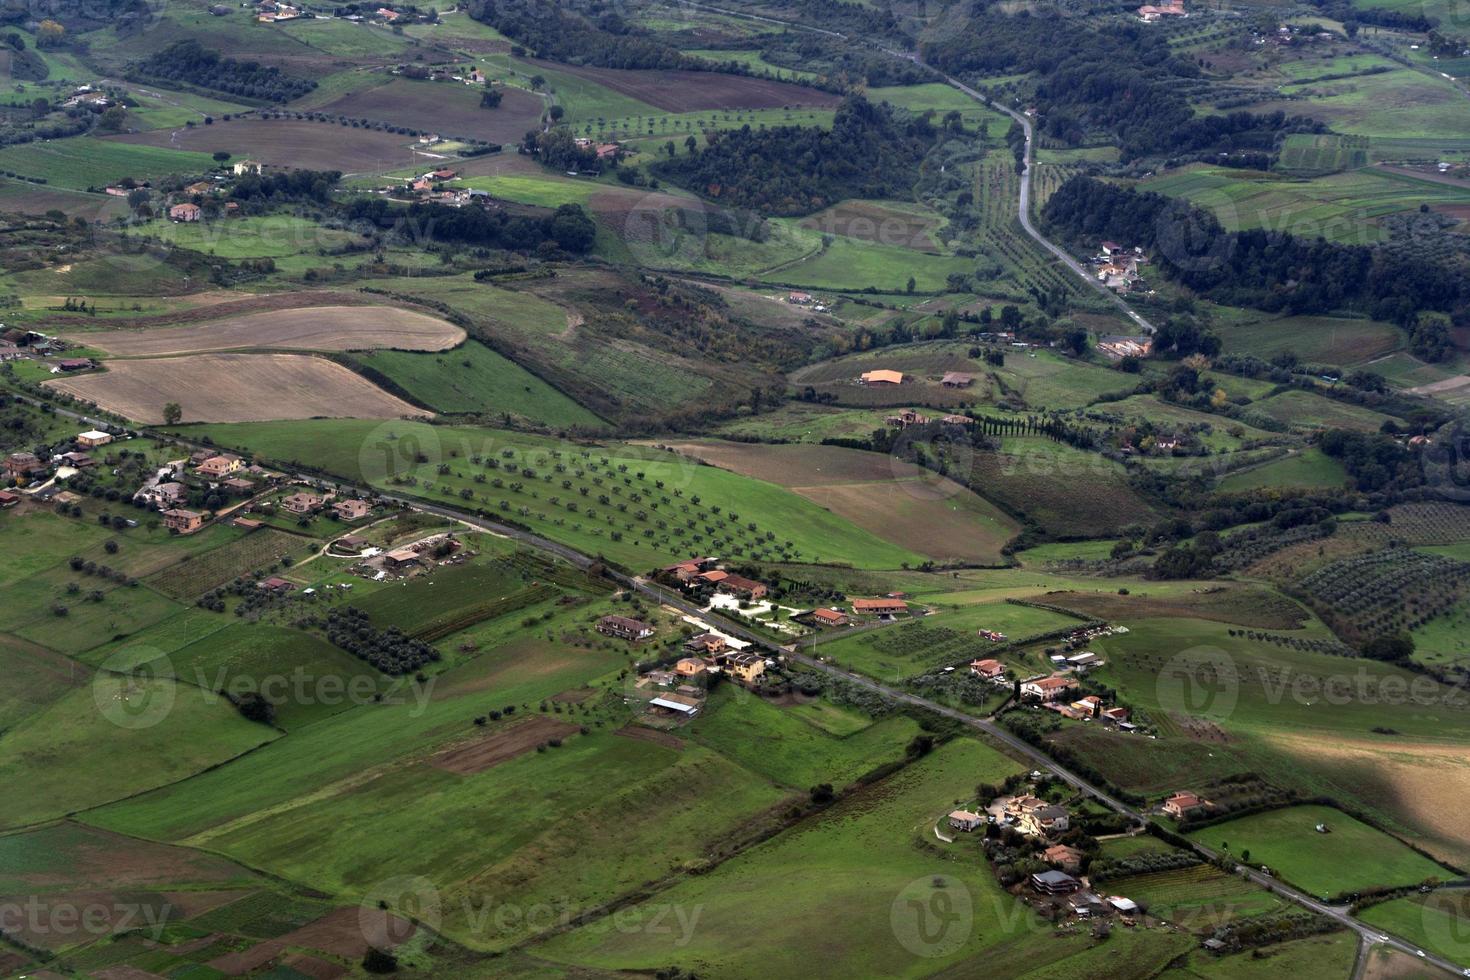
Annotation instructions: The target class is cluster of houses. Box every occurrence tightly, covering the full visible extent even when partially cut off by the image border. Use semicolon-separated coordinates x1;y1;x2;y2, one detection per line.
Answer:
802;595;912;627
1091;242;1149;294
2;429;125;497
254;0;303;21
131;450;285;534
0;328;92;373
660;556;770;601
627;626;771;722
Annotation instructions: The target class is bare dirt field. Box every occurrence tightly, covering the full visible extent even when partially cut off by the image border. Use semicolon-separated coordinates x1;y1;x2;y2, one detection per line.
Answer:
108;119;422;174
78;305;464;356
526;59;841;112
614;723;685;750
430;716;580;774
318;78;545;145
799;201;943;253
45;353;429;423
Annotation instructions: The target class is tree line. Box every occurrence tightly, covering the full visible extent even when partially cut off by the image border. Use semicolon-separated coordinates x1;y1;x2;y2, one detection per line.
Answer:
132;41;315;103
344;198;597;254
1041;176;1470;327
653;96;934;217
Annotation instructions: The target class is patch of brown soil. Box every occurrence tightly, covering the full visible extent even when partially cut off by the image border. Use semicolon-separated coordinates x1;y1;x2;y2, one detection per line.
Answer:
614;723;685;750
430;716;580;774
551;688;596;703
208;907;414;976
282;953;348;980
525;59;841;113
45;352;430;424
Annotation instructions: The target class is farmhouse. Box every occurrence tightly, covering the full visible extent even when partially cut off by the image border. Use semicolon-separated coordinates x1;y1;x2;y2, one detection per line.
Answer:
1067;892;1107;918
697;569;729;585
722;652;766;684
135;481;186;510
810;607;850;627
222;477;255;494
76;430;113;448
56;358;94;371
169;203;202;223
1030;870;1080;895
662;556;717;582
940;372;976;388
717;574;768;600
281;492;325;515
233;160;263;176
685;632;728;655
196;455;242;479
258;576;294;593
162;508;205;533
1043;844;1085;873
1101;706;1130;723
941;414;972;426
1067;651;1102;670
1138;0;1185;20
675;657;711;677
1162;791;1210;819
332;499;372;521
970;658;1005;680
1070;695;1105;717
860;369;904;385
852;597;908;617
0;488;18;508
4;452;46;481
1021;675;1078;702
1019;804;1071;838
885;409;929;427
1098;335;1153;360
596;615;655;642
948;810;984;832
59;452;96;468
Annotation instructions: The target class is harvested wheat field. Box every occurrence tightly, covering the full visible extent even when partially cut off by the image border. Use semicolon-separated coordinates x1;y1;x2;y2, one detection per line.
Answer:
45;353;429;423
80;306;465;357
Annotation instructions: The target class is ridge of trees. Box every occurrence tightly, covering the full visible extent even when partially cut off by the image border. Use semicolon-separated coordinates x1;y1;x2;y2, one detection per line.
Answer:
652;96;934;216
132;40;315;103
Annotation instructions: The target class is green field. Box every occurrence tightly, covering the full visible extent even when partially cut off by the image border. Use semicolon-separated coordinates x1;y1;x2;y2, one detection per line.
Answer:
1211;314;1402;367
537;737;1033;978
1186;805;1448;897
1358;891;1470;964
1217;449;1348;491
174;418;929;569
1252;389;1399;431
355;340;606;426
687;685;921;788
0;138;216;191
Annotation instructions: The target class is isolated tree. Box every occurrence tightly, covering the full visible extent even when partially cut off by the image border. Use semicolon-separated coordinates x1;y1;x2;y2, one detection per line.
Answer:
162;402;183;425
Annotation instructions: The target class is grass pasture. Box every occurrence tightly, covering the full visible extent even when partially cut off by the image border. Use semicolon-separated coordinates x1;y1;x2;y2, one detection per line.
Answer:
0;138;215;191
353;340;605;426
1140;165;1470;245
1358;891;1470;965
1185;805;1448;897
1217;449;1348;491
1211;314;1402;367
1105;862;1289;932
656;440;1020;565
0;680;276;830
1251;388;1400;431
316;76;545;146
537;738;1027;978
